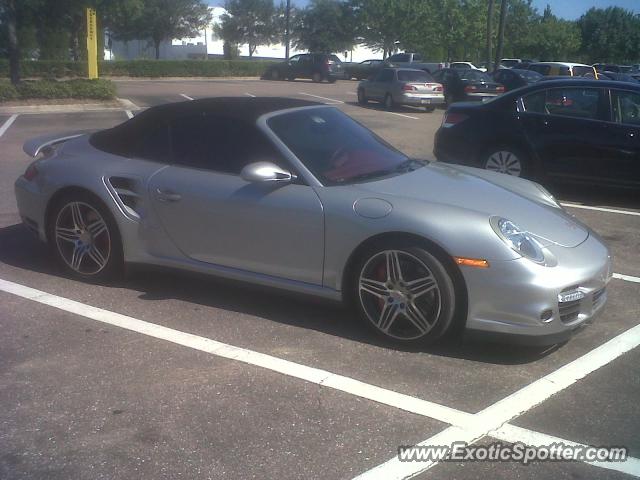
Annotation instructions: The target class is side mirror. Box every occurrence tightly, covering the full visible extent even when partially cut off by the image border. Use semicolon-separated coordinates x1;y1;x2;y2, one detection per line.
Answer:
240;161;294;183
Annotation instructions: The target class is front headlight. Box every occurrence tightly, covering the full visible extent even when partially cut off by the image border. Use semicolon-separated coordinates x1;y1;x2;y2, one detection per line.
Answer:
490;217;545;263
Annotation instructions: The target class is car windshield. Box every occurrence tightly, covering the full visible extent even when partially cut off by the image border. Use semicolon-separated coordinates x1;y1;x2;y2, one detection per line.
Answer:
329;55;342;63
514;69;543;82
268;107;421;186
458;70;492;82
397;70;434;82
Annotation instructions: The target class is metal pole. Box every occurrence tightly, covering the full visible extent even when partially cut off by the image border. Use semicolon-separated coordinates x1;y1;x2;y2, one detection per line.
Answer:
284;0;291;60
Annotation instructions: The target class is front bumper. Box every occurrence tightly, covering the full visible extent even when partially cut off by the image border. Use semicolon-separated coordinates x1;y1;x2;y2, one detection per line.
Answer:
398;93;445;106
462;232;612;346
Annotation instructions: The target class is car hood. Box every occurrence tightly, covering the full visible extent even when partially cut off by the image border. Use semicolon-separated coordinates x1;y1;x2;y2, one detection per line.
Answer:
355;162;589;248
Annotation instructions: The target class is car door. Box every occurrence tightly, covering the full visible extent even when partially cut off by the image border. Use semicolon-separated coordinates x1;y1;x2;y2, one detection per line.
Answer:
367;69;393;100
293;54;312;78
147;112;325;285
602;88;640;186
518;86;610;181
285;54;301;78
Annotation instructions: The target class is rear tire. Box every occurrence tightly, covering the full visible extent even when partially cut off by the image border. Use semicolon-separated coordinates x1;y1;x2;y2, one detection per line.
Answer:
357;88;368;105
424;105;436;113
47;191;123;282
350;240;457;346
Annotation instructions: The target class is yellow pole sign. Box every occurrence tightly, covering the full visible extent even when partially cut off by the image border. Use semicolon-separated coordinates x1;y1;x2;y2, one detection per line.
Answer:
86;8;98;79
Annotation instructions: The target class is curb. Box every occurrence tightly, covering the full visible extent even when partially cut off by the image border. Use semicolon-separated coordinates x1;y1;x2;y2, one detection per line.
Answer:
0;98;140;115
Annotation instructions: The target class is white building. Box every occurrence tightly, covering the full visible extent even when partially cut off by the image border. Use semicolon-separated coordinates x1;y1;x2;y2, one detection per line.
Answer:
107;6;382;63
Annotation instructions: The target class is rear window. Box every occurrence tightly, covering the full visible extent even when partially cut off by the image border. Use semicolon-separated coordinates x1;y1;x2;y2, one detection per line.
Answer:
572;66;593;77
397;70;434;82
458;70;492;82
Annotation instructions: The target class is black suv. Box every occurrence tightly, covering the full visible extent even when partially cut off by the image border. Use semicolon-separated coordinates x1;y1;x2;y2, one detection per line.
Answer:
263;53;345;83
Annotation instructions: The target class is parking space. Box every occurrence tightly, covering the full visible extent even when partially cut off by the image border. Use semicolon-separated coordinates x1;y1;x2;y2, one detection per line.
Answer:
1;79;639;479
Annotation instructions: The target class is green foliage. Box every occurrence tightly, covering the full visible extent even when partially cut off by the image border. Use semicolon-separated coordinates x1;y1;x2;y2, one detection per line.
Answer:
293;0;357;53
0;81;19;101
0;59;275;78
533;10;581;61
0;78;115;101
216;0;279;58
577;7;640;64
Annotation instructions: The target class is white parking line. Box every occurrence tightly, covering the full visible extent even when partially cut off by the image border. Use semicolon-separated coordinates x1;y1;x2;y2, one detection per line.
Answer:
354;321;640;479
298;92;344;104
561;203;640;217
0;114;18;138
244;92;256;97
0;278;470;428
2;276;639;479
385;111;419;120
492;424;640;477
180;93;194;101
124;110;134;119
613;273;640;284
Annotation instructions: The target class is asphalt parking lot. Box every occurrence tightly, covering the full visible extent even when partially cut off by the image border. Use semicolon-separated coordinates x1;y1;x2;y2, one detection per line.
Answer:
1;78;639;479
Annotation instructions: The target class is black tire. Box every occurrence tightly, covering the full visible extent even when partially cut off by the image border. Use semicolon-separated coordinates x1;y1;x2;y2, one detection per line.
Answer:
47;191;123;281
424;105;436;113
384;93;395;110
444;92;454;106
328;77;337;84
350;239;458;346
357;88;368;105
481;145;531;179
271;69;281;80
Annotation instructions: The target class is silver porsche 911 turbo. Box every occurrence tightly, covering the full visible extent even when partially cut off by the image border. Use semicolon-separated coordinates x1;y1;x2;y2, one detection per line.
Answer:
15;97;612;346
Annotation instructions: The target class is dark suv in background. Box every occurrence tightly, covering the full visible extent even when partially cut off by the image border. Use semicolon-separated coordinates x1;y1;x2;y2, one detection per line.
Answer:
262;53;345;83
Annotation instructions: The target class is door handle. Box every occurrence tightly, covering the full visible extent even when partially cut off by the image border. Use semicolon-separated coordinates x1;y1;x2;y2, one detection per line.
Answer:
155;188;182;202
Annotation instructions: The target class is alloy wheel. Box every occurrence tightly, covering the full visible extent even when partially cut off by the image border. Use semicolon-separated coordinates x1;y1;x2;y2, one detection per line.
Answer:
358;250;442;340
54;201;111;275
484;150;522;176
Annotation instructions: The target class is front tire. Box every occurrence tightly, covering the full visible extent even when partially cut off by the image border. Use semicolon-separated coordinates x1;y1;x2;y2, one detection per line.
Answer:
384;93;395;110
424;105;436;113
48;192;123;281
351;242;457;346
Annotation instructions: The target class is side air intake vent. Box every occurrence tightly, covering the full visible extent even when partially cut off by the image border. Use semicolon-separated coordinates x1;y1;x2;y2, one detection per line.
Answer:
106;176;143;220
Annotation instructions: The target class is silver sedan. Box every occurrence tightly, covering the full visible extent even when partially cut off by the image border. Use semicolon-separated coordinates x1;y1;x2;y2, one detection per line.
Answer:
357;68;445;112
15;97;611;346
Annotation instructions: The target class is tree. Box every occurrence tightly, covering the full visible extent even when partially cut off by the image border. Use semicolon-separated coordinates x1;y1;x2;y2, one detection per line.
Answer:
110;0;211;59
533;7;580;61
216;0;279;59
351;0;407;58
293;0;356;53
485;0;494;71
577;7;640;64
494;0;507;67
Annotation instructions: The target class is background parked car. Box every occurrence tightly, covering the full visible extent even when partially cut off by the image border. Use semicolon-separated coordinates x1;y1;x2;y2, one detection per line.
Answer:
357;68;444;112
599;71;640;84
262;53;344;83
451;61;477;70
345;59;384;80
432;68;504;104
492;68;543;91
528;62;597;78
384;52;447;74
500;58;522;68
434;79;640;188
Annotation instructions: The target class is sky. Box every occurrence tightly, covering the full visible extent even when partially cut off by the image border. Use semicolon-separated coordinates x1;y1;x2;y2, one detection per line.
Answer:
207;0;640;20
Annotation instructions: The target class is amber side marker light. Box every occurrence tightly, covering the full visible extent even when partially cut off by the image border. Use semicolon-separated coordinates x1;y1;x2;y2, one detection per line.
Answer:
454;257;490;268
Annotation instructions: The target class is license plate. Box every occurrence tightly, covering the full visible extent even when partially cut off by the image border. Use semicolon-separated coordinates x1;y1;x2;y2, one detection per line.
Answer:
421;99;431;104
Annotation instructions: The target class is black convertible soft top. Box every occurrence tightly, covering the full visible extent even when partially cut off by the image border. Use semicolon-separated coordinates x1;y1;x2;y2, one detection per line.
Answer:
90;97;320;157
